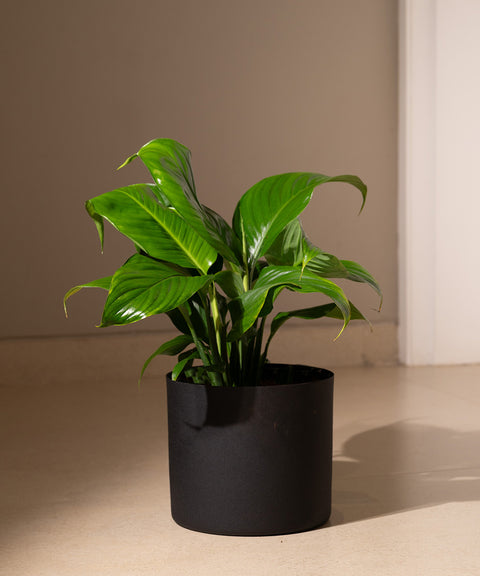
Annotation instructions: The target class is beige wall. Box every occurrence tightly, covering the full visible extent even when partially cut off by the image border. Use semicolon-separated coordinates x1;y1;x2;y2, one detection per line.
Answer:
0;0;397;339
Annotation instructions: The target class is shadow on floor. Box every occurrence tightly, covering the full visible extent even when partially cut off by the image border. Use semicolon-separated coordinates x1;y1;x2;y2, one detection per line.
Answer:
329;421;480;526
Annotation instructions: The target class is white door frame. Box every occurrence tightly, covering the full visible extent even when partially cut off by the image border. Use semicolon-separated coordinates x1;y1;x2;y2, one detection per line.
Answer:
398;0;480;365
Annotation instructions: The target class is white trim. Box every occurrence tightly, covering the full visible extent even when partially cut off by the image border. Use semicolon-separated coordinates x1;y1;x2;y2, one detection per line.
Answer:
398;0;437;364
399;0;480;365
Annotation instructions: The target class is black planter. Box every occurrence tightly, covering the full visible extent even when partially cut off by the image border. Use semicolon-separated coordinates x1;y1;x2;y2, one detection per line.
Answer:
166;363;334;536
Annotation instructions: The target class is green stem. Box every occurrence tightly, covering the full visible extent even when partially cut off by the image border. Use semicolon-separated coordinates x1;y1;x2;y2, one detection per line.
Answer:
209;285;223;359
254;316;266;386
261;326;275;365
220;325;232;387
240;215;251;292
179;304;223;387
202;288;227;386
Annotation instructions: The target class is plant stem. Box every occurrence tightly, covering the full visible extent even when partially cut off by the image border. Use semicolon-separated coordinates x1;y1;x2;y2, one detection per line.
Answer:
240;215;251;292
179;304;223;387
209;285;223;359
205;287;228;386
254;316;266;385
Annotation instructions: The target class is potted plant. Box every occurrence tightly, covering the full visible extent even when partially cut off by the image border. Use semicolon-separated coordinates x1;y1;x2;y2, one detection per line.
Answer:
65;138;381;536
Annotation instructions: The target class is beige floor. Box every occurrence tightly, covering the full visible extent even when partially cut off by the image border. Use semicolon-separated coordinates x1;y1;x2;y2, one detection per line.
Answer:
1;360;479;575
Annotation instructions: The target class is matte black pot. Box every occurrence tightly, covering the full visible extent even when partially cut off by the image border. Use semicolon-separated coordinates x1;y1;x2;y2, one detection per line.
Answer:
166;363;334;536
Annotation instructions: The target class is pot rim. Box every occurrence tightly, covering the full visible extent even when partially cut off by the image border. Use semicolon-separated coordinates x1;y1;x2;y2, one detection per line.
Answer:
167;363;334;388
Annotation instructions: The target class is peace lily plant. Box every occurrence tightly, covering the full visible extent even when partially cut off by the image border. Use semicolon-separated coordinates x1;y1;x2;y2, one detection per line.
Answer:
65;138;381;387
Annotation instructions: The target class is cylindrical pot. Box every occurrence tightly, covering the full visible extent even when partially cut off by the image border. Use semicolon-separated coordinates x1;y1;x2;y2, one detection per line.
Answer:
166;363;334;536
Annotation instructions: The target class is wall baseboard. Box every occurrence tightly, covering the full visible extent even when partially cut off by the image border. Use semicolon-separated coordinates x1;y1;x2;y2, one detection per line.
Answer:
1;322;397;387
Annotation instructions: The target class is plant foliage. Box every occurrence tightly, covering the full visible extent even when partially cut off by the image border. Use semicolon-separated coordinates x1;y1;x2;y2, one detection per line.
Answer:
65;138;381;386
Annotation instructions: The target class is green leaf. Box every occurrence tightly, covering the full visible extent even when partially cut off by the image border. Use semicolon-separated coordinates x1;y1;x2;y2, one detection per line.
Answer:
139;334;194;382
340;259;383;307
229;265;351;340
233;172;367;267
263;301;369;360
63;276;112;317
265;218;321;270
101;254;214;327
85;200;105;252
264;218;305;267
215;270;245;299
306;252;350;278
270;303;337;337
135;138;200;212
166;304;207;343
166;307;190;335
201;205;243;266
121;139;241;265
323;300;369;323
152;334;194;356
271;301;367;338
86;184;217;273
172;349;200;381
266;219;351;278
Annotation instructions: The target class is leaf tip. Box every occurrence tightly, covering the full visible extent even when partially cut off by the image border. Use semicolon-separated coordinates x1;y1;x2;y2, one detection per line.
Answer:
117;153;138;171
333;323;346;342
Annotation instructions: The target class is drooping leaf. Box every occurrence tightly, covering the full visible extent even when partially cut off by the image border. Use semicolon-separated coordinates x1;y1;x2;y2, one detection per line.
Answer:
153;334;194;357
340;259;383;307
271;301;368;340
306;252;349;278
101;254;214;327
262;301;369;360
86;184;217;273
85;200;105;252
233;172;367;266
267;219;381;305
63;276;112;317
228;265;351;340
139;334;194;382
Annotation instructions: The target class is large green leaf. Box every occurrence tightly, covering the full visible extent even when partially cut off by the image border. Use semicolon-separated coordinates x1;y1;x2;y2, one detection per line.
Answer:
87;184;217;274
120;139;241;265
119;138;198;209
228;265;351;340
101;254;213;326
63;276;112;317
233;172;367;266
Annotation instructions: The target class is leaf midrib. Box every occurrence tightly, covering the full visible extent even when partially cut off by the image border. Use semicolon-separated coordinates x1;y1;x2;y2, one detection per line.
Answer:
121;188;211;274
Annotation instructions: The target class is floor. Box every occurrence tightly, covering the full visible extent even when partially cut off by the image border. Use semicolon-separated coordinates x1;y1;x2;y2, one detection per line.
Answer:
1;360;479;575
